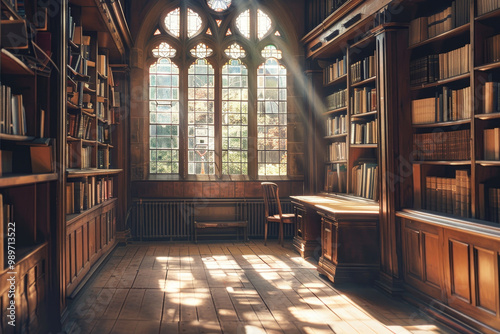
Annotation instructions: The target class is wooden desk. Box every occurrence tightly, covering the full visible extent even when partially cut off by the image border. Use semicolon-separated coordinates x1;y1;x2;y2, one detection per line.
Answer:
291;195;380;283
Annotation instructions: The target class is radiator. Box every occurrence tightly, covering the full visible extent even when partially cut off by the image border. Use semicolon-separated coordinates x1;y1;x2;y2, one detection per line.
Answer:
131;199;294;241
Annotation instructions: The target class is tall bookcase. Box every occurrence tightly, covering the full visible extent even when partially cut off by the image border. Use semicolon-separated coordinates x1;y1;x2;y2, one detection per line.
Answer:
0;0;61;332
63;0;127;298
321;35;379;201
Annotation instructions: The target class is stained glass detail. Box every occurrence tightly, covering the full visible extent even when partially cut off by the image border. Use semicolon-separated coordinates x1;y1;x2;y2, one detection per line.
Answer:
235;9;250;39
275;31;281;36
222;60;248;175
188;59;215;175
190;43;213;58
149;58;180;174
207;0;231;12
257;58;287;175
224;43;246;59
226;28;232;36
164;8;180;37
154;29;161;36
216;19;222;27
261;45;282;59
187;8;203;38
152;42;176;58
206;28;212;35
257;9;272;39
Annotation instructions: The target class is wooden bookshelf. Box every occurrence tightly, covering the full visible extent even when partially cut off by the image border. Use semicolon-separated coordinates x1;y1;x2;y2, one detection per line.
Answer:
408;23;470;50
1;49;34;76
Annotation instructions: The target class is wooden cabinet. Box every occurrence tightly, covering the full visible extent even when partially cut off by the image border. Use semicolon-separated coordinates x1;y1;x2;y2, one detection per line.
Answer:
291;198;322;258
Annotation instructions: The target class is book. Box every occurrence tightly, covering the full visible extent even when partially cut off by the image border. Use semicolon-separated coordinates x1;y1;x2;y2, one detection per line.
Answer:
484;128;500;160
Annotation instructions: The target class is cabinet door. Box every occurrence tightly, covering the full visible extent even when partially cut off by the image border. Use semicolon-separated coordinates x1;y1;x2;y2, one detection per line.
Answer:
295;205;305;238
322;218;333;261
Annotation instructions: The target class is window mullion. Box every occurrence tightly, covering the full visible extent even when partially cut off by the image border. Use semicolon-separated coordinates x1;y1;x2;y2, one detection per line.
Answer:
180;56;189;178
214;62;222;178
248;62;258;179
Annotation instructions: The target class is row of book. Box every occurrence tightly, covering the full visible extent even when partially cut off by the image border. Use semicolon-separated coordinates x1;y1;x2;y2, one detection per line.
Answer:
479;184;500;223
328;142;346;162
324;163;347;193
408;0;470;45
425;170;470;218
0;85;27;136
411;86;471;124
65;177;114;215
410;44;470;86
324;56;347;85
485;33;500;64
66;144;94;169
350;120;378;144
98;124;111;144
484;127;500;160
413;129;471;161
325;89;347;110
351;87;377;115
67;114;94;140
350;54;376;84
98;149;110;169
483;81;500;113
351;162;379;200
326;115;346;136
477;0;500;16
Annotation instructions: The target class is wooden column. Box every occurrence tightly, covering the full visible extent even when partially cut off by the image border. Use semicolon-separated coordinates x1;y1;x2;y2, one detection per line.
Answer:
374;24;411;294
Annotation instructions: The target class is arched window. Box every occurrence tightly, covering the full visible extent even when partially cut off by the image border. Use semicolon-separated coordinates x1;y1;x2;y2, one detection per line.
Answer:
148;1;288;176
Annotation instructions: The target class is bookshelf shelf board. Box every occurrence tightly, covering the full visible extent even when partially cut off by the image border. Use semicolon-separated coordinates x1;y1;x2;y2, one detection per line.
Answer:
67;136;80;142
351;110;378;119
83;85;96;94
66;168;122;178
97;96;108;103
66;198;118;225
324;106;348;115
351;76;376;88
98;72;108;80
476;160;500;167
408;23;470;50
68;40;80;50
87;60;96;68
412;160;471;165
98;118;109;124
67;76;77;89
350;143;378;148
475;112;500;120
81;109;96;117
410;73;470;91
326;160;347;164
82;139;96;146
1;49;34;76
325;133;347;139
350;33;376;50
67;101;80;110
475;61;500;72
325;74;347;87
98;142;109;148
67;64;90;82
107;144;114;149
0;173;58;188
475;8;500;22
0;133;35;142
1;0;23;21
412;119;470;128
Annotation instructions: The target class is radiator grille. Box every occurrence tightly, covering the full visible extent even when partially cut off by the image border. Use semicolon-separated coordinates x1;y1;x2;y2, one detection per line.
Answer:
131;199;294;241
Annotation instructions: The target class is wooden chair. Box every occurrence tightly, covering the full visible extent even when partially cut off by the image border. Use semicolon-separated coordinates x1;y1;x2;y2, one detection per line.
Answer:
261;182;295;246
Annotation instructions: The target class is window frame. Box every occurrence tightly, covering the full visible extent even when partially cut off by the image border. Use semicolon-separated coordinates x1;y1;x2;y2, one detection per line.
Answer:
146;0;290;180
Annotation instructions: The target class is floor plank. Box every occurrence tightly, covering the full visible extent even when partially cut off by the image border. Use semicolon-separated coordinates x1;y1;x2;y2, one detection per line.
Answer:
63;240;457;334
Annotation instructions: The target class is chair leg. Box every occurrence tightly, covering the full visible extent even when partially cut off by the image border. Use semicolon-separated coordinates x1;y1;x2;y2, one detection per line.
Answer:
279;222;284;247
264;221;268;246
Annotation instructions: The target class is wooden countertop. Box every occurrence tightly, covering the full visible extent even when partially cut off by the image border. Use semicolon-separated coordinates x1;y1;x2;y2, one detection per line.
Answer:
290;194;379;220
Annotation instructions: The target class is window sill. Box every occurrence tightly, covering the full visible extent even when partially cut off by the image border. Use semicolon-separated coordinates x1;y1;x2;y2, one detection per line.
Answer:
142;174;304;182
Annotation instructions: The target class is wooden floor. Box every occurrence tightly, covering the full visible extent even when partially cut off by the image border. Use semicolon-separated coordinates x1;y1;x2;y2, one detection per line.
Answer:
62;241;456;334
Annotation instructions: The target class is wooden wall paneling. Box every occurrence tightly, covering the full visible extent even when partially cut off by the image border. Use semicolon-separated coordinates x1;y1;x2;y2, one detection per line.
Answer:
473;246;497;315
403;224;422;280
448;239;472;304
89;217;96;258
76;227;83;276
422;231;441;288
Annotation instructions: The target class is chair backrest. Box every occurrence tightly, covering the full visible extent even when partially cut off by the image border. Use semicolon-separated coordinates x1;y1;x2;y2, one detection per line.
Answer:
261;182;282;218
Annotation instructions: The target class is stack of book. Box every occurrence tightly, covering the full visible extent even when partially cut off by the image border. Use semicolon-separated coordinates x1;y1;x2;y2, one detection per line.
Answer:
351;161;379;200
67;114;94;140
410;44;470;86
324;55;347;84
350;120;378;144
413;129;471;160
483;81;500;113
351;87;377;115
98;149;110;169
411;86;471;124
98;124;110;144
66;176;114;214
0;85;27;136
350;53;376;84
477;0;500;16
485;33;500;64
425;170;470;218
326;115;346;136
328;142;346;162
325;89;347;110
484;127;500;160
324;163;347;193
